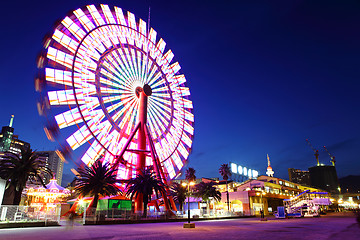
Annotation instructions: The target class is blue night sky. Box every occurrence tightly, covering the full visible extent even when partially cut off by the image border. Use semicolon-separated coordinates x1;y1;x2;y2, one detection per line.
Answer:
0;0;359;186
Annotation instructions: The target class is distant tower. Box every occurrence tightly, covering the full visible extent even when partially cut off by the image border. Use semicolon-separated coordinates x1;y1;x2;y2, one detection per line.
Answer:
0;115;15;152
266;154;274;177
9;115;14;128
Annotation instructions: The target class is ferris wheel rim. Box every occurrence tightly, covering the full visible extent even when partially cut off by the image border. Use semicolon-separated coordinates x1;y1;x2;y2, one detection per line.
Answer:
40;4;194;180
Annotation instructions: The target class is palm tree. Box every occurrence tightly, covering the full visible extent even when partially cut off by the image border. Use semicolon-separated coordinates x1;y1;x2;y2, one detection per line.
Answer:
170;182;187;213
74;159;121;210
195;181;221;216
0;148;52;205
126;168;166;218
219;163;232;211
185;167;196;182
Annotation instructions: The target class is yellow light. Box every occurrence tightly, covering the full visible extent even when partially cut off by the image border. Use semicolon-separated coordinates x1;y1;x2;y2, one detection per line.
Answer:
189;181;195;186
256;192;260;196
78;199;84;205
181;182;187;187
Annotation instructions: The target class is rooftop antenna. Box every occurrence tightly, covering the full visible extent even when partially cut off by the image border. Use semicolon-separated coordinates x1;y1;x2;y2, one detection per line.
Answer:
145;6;151;83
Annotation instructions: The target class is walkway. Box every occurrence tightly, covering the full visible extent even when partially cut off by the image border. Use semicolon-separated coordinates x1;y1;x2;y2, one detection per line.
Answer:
0;212;358;240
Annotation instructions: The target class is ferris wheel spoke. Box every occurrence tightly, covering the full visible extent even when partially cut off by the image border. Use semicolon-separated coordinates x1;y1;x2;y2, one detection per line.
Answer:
151;96;172;109
147;107;167;133
111;101;131;123
117;48;136;80
99;77;124;89
100;5;116;24
73;8;95;32
150;76;165;89
45;68;72;87
100;68;127;87
182;118;194;135
176;140;189;159
98;28;116;49
48;89;85;106
170;74;187;86
54;107;83;129
129;49;140;81
87;32;106;54
124;48;138;80
147;110;164;137
47;47;73;69
81;142;106;166
110;51;131;80
145;62;159;85
52;29;79;54
66;124;93;150
61;17;86;41
117;99;138;130
109;56;133;87
152;86;169;93
106;99;130;116
103;56;129;83
147;117;160;140
149;99;171;122
136;51;144;85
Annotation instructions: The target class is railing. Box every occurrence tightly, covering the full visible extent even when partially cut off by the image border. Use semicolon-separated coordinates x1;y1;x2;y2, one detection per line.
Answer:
0;205;61;224
82;208;176;223
82;207;249;224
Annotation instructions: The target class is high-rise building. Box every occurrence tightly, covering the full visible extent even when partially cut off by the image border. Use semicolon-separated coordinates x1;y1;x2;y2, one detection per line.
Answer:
308;165;340;194
0;116;30;155
288;168;311;186
37;151;64;186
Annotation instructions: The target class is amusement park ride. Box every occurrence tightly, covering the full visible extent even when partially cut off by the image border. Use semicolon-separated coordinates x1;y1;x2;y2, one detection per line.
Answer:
35;4;194;213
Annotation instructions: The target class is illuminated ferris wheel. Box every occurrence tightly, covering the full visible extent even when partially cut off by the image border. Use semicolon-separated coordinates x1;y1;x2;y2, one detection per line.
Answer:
36;4;194;185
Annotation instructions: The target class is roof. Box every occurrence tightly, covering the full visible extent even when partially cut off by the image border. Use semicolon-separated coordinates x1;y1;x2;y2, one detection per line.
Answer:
46;179;65;191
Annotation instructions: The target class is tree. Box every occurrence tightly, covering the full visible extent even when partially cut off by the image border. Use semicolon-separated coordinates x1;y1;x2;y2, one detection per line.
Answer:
170;182;187;212
126;168;166;218
195;181;221;216
74;159;121;210
185;167;196;182
0;148;52;205
219;163;232;211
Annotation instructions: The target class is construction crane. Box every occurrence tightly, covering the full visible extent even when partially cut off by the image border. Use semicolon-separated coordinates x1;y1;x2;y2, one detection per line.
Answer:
306;139;319;166
323;146;336;166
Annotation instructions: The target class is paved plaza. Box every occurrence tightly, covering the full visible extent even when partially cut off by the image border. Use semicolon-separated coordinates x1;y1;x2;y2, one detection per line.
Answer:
0;212;359;240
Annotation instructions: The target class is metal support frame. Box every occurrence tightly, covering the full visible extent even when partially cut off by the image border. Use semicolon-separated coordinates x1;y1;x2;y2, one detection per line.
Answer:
111;86;175;214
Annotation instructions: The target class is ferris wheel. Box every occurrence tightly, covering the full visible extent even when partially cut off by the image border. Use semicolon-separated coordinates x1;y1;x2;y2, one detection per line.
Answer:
36;4;194;184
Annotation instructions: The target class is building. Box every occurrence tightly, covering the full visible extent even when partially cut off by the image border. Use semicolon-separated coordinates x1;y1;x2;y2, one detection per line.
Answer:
288;168;311;186
0;116;30;155
37;151;64;186
309;165;340;194
215;175;329;216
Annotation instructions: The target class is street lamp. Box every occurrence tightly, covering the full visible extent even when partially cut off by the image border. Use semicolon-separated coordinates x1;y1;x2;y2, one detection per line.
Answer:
182;181;195;228
260;190;267;221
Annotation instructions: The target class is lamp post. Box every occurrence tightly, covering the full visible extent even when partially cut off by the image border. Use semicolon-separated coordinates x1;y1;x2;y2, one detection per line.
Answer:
182;181;195;228
260;190;267;221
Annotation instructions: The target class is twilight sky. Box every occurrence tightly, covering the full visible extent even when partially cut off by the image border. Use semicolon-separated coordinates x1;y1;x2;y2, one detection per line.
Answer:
0;0;359;186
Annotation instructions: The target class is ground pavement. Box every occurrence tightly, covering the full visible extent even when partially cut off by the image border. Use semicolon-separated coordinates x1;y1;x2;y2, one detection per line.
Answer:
0;212;359;240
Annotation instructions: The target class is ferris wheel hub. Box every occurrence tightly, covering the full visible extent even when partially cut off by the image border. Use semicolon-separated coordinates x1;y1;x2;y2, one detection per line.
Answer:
135;84;152;98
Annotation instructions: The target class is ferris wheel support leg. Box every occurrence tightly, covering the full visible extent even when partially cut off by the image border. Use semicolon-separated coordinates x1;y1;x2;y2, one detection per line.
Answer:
134;91;149;214
112;122;141;170
145;125;175;214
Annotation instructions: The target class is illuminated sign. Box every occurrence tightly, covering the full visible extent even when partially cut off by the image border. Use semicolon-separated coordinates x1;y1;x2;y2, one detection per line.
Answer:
230;162;259;179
